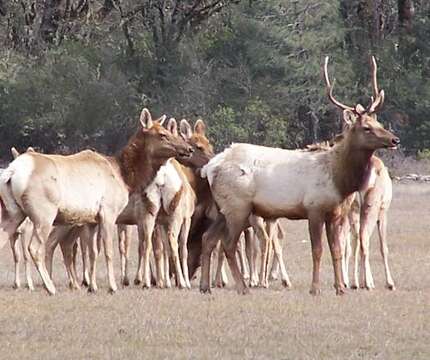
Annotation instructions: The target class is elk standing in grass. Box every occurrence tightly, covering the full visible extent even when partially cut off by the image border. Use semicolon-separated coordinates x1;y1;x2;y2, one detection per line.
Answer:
0;108;193;295
45;118;212;290
343;156;395;290
199;56;399;295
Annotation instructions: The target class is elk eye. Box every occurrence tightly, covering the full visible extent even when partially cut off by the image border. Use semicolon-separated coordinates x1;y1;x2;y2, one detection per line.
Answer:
196;145;204;150
363;127;371;132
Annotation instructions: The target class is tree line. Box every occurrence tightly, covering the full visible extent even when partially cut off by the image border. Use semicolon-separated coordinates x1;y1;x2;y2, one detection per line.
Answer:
0;1;429;158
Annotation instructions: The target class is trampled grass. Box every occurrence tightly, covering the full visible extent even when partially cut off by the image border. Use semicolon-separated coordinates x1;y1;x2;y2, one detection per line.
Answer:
0;183;429;359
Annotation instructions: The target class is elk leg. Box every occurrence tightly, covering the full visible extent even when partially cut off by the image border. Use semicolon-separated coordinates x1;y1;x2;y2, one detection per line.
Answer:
10;232;21;289
349;210;360;289
359;196;378;290
21;227;34;291
99;218;118;294
250;216;271;288
200;214;226;294
87;225;99;293
237;234;249;281
152;225;166;288
134;239;144;285
29;221;56;295
60;237;80;290
167;219;187;289
340;217;351;288
377;210;395;290
179;217;192;288
117;224;131;286
326;217;346;296
244;228;258;287
138;213;157;289
269;221;291;288
308;215;324;295
79;233;90;287
222;210;250;294
214;242;227;288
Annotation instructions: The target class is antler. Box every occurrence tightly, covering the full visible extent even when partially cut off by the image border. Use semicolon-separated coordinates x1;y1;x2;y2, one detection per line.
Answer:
323;57;355;112
367;56;385;114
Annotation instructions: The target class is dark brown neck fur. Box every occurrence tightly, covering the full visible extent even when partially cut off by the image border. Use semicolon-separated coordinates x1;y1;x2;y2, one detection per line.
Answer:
332;134;374;198
116;131;167;192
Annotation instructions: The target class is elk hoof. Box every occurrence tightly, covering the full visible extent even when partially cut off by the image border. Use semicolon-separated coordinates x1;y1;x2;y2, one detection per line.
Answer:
81;280;89;288
122;278;130;287
108;287;117;295
88;286;98;294
336;287;346;296
386;284;396;291
350;284;358;290
12;283;20;290
134;278;142;286
309;286;321;296
200;286;212;295
282;279;292;288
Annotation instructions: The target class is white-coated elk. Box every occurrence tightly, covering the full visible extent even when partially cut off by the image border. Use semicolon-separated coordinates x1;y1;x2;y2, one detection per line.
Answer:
0;108;193;294
199;56;399;295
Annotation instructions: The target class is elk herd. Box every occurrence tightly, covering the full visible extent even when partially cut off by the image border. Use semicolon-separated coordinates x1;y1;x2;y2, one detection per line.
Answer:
0;57;400;296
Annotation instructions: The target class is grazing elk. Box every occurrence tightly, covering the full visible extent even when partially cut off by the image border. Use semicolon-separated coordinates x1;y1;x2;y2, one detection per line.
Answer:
199;56;399;295
0;108;193;295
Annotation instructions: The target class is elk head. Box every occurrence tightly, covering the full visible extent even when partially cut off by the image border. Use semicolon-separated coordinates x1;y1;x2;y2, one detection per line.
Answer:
138;108;193;160
177;119;214;168
323;56;400;151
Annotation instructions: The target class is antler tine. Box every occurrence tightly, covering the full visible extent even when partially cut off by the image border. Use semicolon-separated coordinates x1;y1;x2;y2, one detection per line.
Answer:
323;56;355;112
367;56;385;113
370;56;379;97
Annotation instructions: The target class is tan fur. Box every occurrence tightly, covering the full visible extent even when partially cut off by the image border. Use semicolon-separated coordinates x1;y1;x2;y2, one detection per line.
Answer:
342;156;395;290
0;108;192;295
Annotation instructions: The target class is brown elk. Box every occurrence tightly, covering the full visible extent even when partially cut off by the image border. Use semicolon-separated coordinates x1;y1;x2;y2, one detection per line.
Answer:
199;56;399;295
303;138;395;290
0;108;193;294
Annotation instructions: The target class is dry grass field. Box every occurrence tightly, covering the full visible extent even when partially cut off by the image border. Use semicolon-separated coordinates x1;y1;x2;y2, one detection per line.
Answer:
0;182;429;360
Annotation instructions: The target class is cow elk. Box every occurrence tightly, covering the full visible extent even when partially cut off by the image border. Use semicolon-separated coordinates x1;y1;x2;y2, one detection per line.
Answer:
0;108;193;295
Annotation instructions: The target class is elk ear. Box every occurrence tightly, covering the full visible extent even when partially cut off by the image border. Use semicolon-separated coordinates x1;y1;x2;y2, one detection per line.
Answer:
342;110;357;127
139;108;153;129
355;104;366;115
180;119;192;139
167;118;178;136
157;115;167;126
194;119;206;136
26;146;35;153
11;147;20;159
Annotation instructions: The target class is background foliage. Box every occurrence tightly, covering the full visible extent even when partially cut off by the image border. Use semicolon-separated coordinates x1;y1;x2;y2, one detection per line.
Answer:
0;0;428;158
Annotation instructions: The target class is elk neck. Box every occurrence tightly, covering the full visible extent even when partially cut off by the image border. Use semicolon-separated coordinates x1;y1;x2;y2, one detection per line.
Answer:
116;132;168;192
331;134;374;198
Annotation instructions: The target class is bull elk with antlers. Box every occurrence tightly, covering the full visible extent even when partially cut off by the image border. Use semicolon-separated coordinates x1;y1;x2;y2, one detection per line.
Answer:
199;56;399;295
